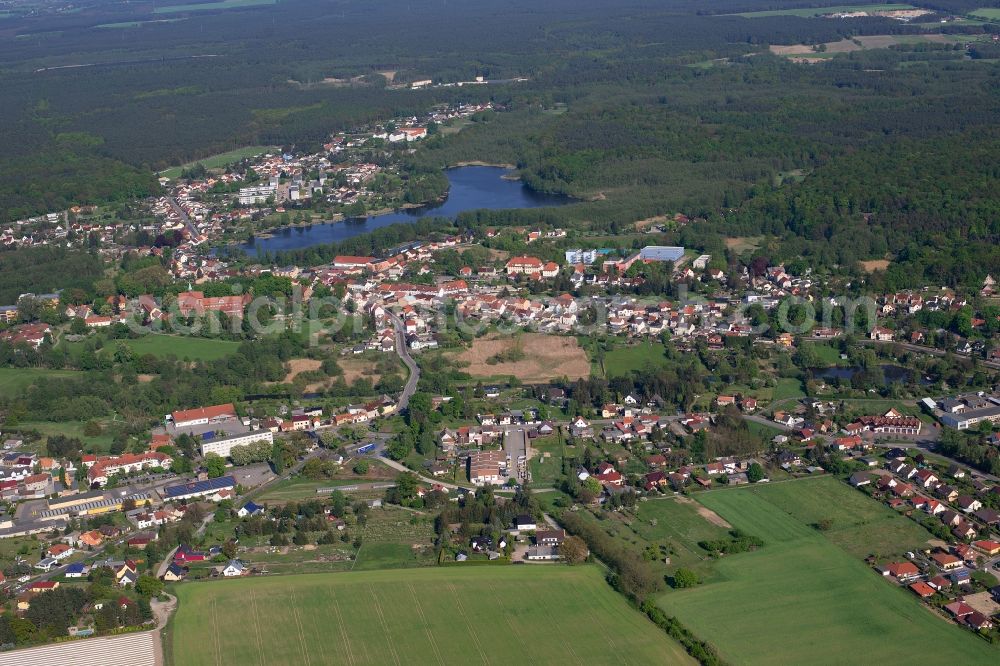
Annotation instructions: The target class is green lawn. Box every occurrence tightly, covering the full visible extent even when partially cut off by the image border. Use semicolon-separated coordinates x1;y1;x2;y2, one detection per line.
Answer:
803;342;845;365
658;481;997;665
601;341;669;377
172;566;697;665
154;0;276;15
772;377;806;401
0;367;82;399
12;420;116;452
971;8;1000;19
159;144;280;178
739;476;935;558
528;434;566;487
631;498;731;575
733;3;915;17
120;334;241;361
255;477;387;501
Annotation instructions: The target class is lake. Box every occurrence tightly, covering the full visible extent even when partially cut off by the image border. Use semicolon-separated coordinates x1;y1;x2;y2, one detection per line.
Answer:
236;166;572;255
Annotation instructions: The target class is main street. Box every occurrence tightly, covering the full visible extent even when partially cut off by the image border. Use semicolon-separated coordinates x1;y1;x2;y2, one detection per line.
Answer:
165;196;200;241
388;312;419;412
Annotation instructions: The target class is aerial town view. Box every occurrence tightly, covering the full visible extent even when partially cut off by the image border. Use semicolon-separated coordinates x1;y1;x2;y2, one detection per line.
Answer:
2;0;1000;664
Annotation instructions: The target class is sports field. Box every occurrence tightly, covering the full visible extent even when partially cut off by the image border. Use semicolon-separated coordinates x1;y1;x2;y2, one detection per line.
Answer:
658;479;997;665
171;566;696;665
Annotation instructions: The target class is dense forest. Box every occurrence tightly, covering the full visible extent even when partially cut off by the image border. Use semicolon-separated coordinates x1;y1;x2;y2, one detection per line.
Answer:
3;0;1000;286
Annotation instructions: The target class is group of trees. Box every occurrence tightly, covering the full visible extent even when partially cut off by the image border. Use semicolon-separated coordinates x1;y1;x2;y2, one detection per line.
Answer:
0;570;156;647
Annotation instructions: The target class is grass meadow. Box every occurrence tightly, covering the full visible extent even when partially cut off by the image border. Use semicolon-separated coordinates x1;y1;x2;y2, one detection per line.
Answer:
0;367;82;399
658;479;996;665
171;566;696;665
600;340;670;377
159;145;279;178
120;334;241;361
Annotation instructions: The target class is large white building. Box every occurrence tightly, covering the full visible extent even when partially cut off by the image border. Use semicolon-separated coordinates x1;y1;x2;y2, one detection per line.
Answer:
564;249;598;265
201;430;274;458
237;184;277;205
639;246;685;263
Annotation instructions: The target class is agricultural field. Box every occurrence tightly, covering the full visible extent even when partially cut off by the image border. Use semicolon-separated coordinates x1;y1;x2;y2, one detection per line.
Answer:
771;377;806;401
170;566;696;666
0;367;82;399
450;333;589;383
771;33;982;61
658;480;996;665
599;340;670;377
733;3;917;18
159;145;280;178
971;8;1000;19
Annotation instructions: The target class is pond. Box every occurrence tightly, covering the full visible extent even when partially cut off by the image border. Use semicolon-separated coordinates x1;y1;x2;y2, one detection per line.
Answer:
809;364;933;386
236;166;572;255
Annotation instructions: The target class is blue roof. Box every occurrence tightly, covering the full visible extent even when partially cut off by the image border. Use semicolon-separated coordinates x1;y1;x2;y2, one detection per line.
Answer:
242;501;263;514
164;475;236;499
65;563;85;573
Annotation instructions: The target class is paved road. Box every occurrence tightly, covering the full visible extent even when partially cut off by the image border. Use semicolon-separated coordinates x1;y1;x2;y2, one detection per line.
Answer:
388;313;420;412
377;456;461;490
742;413;792;432
165;196;200;241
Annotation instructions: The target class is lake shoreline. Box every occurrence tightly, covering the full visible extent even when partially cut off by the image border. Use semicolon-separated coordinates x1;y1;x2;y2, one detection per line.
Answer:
232;166;571;255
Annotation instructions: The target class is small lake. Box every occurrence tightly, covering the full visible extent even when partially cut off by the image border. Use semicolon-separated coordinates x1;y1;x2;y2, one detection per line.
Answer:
809;364;933;386
236;166;572;255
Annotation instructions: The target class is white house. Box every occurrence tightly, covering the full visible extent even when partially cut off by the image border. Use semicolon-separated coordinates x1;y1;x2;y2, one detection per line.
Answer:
222;560;245;577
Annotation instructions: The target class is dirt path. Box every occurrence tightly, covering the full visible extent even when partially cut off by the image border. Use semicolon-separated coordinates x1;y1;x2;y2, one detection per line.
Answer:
150;593;178;666
675;495;732;528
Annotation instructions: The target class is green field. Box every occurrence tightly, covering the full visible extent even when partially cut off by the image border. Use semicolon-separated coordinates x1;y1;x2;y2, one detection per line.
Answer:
171;566;696;665
11;420;116;452
658;479;996;665
740;476;935;558
733;3;915;18
154;0;276;15
601;341;669;377
255;477;389;501
120;334;241;361
771;376;806;401
528;434;566;486
0;367;82;399
97;18;185;28
971;8;1000;19
631;498;732;575
159;145;279;178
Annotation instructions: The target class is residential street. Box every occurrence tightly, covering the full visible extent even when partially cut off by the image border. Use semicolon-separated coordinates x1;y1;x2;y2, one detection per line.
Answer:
389;312;419;412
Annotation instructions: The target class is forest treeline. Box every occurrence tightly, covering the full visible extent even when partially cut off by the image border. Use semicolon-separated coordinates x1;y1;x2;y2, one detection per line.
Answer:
2;0;999;223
